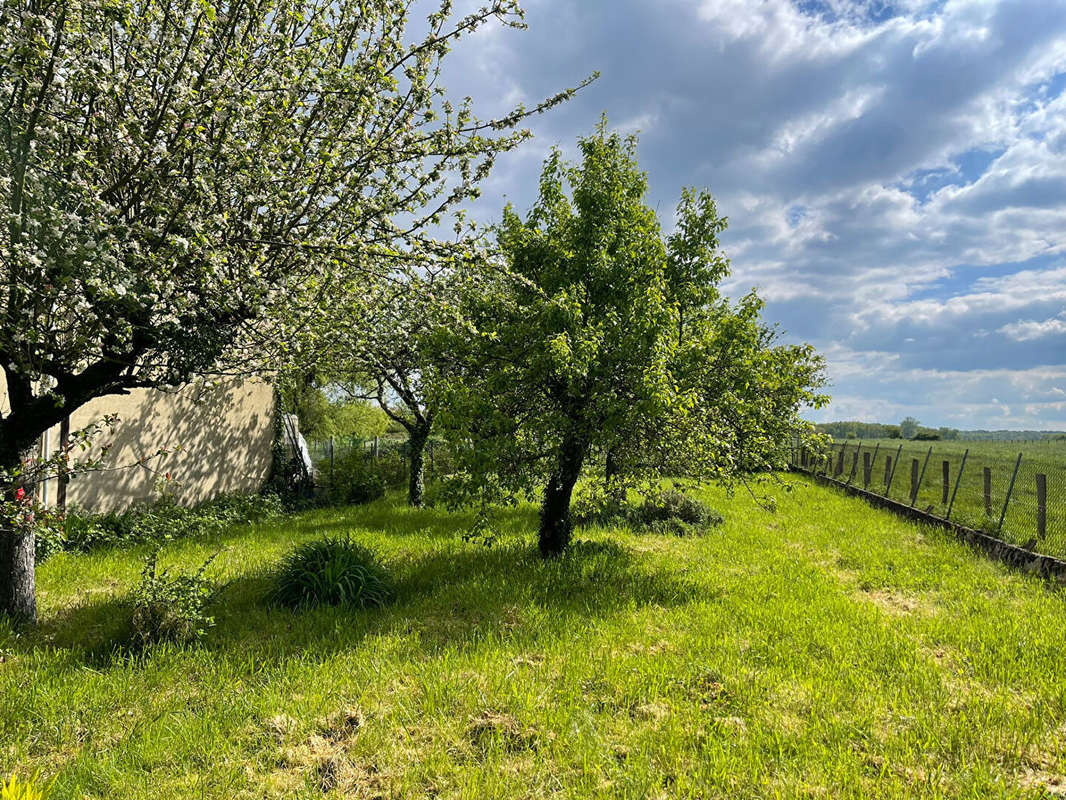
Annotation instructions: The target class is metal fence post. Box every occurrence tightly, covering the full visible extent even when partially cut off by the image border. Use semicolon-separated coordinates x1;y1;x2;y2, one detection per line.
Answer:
911;447;932;508
996;453;1023;535
846;441;862;486
946;449;968;521
1036;473;1047;540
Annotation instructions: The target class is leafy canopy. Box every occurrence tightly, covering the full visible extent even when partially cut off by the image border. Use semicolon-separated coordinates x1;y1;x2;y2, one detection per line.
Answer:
434;122;826;551
0;0;589;464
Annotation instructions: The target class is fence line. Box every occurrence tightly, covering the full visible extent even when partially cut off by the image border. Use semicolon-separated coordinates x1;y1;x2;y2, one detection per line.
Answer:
791;440;1066;562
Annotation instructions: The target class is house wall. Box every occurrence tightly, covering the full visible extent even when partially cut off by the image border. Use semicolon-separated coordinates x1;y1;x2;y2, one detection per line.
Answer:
1;374;276;513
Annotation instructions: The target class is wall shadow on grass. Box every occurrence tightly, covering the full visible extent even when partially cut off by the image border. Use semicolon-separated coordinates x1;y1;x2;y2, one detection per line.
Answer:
22;534;699;670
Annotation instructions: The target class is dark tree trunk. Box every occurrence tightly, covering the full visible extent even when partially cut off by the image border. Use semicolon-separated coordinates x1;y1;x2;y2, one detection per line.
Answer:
0;443;38;626
407;422;430;507
538;432;587;558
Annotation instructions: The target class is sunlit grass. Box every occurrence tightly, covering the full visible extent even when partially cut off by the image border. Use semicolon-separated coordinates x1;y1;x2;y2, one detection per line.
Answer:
2;476;1065;798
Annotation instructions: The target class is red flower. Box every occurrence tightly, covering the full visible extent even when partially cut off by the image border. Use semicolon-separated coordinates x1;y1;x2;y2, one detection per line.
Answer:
15;487;25;501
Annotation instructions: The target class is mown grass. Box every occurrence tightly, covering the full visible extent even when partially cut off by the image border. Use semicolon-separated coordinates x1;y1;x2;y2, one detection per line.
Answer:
2;476;1066;799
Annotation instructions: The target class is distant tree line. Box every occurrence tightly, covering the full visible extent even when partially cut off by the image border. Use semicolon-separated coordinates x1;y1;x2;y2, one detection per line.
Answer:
816;420;960;441
817;420;1065;442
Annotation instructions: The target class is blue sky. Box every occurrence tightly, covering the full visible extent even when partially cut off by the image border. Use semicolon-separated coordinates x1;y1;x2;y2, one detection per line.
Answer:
441;0;1066;430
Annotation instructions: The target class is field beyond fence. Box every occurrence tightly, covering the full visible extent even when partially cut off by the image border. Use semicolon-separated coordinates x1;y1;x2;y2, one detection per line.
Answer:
791;439;1066;561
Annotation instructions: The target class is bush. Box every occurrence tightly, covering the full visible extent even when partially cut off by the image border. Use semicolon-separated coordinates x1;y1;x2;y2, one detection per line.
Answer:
1;773;50;800
130;550;218;647
573;486;722;536
316;451;387;506
48;491;284;557
570;489;625;528
631;489;723;531
269;535;393;610
30;510;68;562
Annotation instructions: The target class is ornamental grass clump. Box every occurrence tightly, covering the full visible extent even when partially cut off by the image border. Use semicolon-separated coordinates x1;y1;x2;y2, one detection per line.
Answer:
0;773;50;800
270;536;394;610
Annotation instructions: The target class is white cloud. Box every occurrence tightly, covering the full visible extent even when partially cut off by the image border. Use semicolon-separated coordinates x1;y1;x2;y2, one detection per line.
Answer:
999;312;1066;342
437;0;1066;428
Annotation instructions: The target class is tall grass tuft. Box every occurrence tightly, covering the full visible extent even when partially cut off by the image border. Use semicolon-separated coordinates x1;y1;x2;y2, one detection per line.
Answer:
269;535;394;610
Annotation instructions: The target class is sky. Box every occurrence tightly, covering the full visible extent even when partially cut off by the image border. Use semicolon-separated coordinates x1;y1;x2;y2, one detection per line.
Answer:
437;0;1066;431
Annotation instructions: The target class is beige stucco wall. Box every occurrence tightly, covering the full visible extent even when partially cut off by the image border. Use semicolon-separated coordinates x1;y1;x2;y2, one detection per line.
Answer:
2;374;276;513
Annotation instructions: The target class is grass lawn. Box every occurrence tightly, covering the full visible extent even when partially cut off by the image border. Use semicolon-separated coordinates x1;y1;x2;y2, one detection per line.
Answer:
3;476;1066;799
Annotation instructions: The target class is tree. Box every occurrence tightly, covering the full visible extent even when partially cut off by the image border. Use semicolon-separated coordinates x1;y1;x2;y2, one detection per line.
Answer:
435;124;826;557
0;0;588;623
900;417;921;439
277;377;387;441
310;268;471;507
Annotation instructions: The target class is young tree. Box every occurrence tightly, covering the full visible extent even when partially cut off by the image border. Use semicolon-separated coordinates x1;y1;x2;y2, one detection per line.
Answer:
435;124;826;557
0;0;588;622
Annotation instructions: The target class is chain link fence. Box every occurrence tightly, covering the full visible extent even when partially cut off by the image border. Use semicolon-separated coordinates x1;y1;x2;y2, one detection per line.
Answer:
791;440;1066;560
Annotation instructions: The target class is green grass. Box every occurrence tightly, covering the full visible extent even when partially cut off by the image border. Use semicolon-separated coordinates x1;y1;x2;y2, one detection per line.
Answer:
818;439;1066;557
3;478;1066;798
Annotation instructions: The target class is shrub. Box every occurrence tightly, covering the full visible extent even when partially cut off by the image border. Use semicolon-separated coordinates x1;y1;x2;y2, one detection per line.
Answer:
632;489;723;531
130;550;218;647
31;510;68;562
0;774;50;800
55;491;284;556
570;488;625;528
316;451;387;506
270;536;393;610
573;486;722;536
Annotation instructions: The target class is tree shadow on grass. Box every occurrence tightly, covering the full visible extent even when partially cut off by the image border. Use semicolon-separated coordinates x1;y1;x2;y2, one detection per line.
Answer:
19;534;701;669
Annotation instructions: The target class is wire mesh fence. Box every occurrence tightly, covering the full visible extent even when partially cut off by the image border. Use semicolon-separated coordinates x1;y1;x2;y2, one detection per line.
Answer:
306;435;454;485
791;440;1066;561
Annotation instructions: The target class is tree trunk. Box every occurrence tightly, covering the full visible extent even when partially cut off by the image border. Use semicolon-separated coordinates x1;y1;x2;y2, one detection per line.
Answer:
407;423;430;507
0;444;38;626
538;433;587;558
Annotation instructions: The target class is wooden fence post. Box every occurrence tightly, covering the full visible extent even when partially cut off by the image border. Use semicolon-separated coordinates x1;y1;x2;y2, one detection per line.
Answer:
836;446;846;476
863;452;872;488
847;447;860;485
884;444;903;497
910;458;920;505
983;467;992;516
56;415;70;511
1036;473;1047;540
941;460;950;505
911;447;932;508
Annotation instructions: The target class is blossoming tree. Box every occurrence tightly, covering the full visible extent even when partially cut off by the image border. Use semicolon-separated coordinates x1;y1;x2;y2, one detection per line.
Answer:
0;0;587;623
